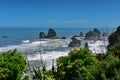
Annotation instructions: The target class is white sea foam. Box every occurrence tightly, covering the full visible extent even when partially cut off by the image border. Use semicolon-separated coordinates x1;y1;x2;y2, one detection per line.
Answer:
0;40;48;53
88;40;108;53
27;50;70;69
28;51;69;61
0;39;71;53
22;40;30;43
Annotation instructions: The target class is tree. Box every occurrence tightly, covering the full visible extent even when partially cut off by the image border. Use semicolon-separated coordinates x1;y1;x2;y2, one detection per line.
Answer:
0;49;27;80
107;43;120;58
93;54;120;80
56;48;96;80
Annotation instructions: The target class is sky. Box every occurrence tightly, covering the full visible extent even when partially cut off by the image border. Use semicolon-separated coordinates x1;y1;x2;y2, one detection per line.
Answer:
0;0;120;28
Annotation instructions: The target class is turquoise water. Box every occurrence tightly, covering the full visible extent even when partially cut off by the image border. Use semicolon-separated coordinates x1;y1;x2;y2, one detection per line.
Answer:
0;27;115;47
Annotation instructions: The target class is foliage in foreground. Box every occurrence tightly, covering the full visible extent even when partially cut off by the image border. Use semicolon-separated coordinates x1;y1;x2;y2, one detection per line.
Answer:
0;47;120;80
56;48;96;80
33;47;120;80
0;49;27;80
56;48;120;80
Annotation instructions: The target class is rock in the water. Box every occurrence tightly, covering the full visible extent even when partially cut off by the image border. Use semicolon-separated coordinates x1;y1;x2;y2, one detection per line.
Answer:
102;32;108;37
61;37;66;39
68;37;81;47
39;32;46;38
79;32;84;37
85;28;101;40
84;42;89;49
71;35;79;40
47;28;57;38
1;36;10;38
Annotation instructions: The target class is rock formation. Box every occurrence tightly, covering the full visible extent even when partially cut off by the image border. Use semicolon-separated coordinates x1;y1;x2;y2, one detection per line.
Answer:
102;32;108;37
79;32;84;37
61;37;66;39
85;28;101;40
68;36;81;47
39;28;58;39
47;28;57;39
39;32;46;38
84;42;89;49
108;26;120;48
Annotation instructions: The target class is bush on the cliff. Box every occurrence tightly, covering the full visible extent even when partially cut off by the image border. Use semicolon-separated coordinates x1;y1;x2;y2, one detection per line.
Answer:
108;26;120;48
0;49;27;80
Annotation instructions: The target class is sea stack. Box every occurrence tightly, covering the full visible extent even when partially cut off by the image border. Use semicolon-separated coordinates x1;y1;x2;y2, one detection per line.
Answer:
47;28;57;39
85;28;101;40
79;32;84;37
68;36;81;47
39;32;46;38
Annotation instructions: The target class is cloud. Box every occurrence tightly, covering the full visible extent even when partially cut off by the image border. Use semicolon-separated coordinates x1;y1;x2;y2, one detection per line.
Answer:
64;20;91;24
47;20;60;24
47;20;91;24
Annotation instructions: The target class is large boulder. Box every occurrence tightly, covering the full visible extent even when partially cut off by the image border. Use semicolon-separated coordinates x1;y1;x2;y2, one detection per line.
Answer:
68;37;81;47
47;28;57;39
39;32;46;38
85;28;101;40
102;32;108;37
61;37;66;39
79;32;84;37
93;28;101;39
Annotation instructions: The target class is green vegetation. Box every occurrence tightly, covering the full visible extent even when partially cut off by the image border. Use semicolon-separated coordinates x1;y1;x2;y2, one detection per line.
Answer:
0;49;27;80
31;47;120;80
108;26;120;47
107;26;120;58
56;48;96;80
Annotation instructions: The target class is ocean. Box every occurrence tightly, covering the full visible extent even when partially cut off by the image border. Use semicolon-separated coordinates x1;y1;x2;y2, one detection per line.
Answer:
0;27;115;47
0;27;115;69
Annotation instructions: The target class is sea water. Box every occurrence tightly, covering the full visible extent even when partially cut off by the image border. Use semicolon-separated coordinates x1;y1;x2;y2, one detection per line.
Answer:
0;27;115;69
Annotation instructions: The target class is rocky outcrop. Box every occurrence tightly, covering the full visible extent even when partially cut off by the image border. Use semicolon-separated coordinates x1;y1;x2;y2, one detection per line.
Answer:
84;42;88;49
1;36;10;38
102;32;108;37
39;32;46;38
47;28;57;39
85;28;101;40
39;28;58;39
108;26;120;48
79;32;84;37
61;37;66;39
68;36;81;47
